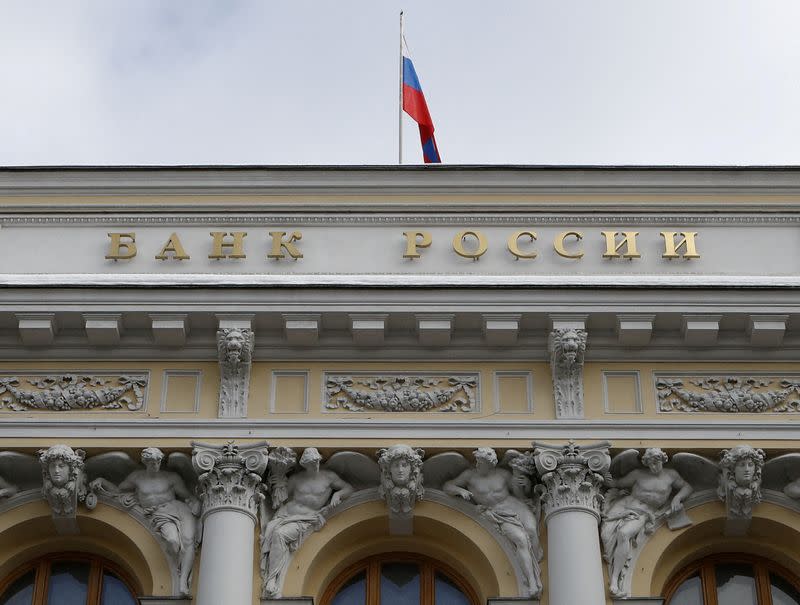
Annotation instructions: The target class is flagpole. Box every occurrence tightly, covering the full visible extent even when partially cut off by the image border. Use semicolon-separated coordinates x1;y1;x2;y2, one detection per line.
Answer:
399;10;404;165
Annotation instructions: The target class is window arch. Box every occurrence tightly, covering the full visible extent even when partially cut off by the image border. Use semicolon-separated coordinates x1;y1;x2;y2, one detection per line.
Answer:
321;553;479;605
0;553;138;605
664;554;800;605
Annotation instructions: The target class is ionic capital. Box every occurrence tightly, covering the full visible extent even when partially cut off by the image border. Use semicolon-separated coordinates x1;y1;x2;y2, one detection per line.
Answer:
533;440;610;521
192;440;269;522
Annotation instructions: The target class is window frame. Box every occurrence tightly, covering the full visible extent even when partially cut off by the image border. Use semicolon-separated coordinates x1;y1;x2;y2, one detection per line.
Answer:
320;552;479;605
664;553;800;605
0;552;139;605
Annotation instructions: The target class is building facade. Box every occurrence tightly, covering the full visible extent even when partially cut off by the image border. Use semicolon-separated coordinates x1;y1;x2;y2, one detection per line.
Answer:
0;166;799;605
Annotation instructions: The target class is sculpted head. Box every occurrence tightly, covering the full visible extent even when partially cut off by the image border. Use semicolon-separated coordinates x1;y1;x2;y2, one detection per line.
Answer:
39;445;84;487
554;328;585;365
720;445;765;488
300;448;322;472
378;445;424;487
474;447;498;474
641;448;668;474
222;328;246;363
141;447;164;472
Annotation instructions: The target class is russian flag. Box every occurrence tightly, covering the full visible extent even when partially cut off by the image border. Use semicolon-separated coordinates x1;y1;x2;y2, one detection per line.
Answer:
402;37;441;164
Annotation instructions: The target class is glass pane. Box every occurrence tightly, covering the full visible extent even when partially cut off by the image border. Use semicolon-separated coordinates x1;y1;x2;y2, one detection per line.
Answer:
46;561;89;605
435;572;470;605
0;570;35;605
772;572;800;605
100;572;136;605
380;563;420;605
669;574;703;605
330;570;366;605
716;564;758;605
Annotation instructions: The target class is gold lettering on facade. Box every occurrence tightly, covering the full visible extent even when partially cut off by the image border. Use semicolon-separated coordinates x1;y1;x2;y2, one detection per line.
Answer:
452;230;488;260
105;232;137;260
268;231;303;260
507;230;538;260
209;231;247;259
661;231;700;259
155;233;190;260
601;231;641;259
554;231;584;259
402;231;432;259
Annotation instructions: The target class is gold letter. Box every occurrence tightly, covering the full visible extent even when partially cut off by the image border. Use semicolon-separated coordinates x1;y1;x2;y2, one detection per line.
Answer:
507;230;538;260
452;230;488;260
209;231;247;259
402;231;432;259
601;231;641;259
661;231;700;259
155;232;190;260
268;231;303;260
554;231;584;259
105;232;137;260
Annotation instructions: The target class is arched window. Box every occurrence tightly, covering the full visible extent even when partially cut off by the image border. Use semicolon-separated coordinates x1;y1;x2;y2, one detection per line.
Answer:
0;553;138;605
665;554;800;605
321;553;479;605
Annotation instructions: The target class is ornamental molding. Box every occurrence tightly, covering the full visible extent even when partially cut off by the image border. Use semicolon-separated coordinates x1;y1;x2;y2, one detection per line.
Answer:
0;373;148;412
4;214;800;226
192;440;269;521
533;440;611;521
217;328;254;418
549;329;587;419
656;374;800;413
324;373;479;412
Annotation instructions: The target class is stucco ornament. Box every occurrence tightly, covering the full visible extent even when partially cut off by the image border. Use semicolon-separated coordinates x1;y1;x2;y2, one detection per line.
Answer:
442;447;543;598
377;444;425;534
88;448;202;596
549;328;587;418
259;447;366;598
325;374;477;412
0;374;147;411
657;376;800;413
601;448;694;598
216;328;254;418
39;444;93;533
718;445;765;530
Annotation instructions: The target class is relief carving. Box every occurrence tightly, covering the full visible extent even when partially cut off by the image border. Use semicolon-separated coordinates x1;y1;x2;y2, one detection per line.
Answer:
718;445;765;523
549;328;587;418
657;376;800;413
377;444;424;534
40;444;94;534
88;448;201;595
217;328;254;418
0;374;147;411
325;374;478;412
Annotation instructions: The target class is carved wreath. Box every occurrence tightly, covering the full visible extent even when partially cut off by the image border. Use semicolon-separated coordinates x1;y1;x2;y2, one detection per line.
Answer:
0;375;147;411
657;377;800;413
325;375;477;412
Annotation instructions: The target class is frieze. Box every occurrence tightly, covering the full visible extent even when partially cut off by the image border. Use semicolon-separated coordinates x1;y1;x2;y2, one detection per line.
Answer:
324;373;479;412
0;373;148;412
656;374;800;413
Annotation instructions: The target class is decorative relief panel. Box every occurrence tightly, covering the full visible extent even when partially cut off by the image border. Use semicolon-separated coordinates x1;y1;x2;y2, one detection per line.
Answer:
324;373;479;412
0;373;148;411
656;374;800;413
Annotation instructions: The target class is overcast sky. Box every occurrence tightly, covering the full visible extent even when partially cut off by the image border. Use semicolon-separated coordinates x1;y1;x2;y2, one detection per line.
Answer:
2;1;800;166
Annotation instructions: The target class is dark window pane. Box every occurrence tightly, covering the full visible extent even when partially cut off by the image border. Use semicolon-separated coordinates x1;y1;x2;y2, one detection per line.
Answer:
380;563;420;605
435;572;470;605
330;570;366;605
716;564;757;605
668;573;703;605
46;561;89;605
100;572;136;605
0;570;34;605
772;573;800;605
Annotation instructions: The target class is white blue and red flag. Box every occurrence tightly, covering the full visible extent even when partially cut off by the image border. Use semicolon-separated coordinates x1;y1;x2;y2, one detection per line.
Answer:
402;36;441;164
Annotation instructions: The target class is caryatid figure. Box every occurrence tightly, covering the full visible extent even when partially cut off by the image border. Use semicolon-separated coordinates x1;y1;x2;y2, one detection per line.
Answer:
443;447;543;598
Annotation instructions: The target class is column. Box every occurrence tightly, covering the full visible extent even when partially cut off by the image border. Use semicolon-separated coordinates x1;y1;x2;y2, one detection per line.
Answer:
192;440;269;605
533;440;611;605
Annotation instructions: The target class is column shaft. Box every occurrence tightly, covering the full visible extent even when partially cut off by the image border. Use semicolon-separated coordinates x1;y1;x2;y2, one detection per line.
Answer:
546;510;606;605
196;510;256;605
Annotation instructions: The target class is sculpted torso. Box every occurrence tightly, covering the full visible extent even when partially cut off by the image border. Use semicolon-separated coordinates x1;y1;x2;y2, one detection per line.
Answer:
283;471;335;515
122;470;180;508
467;469;513;507
627;469;679;508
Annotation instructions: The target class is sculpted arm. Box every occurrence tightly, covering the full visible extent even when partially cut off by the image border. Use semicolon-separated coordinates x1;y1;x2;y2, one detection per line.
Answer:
443;470;474;501
669;471;693;512
0;475;17;499
327;472;353;508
